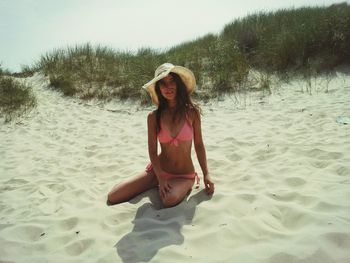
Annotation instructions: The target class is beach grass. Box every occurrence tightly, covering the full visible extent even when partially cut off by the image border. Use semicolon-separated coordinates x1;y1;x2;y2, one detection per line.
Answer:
18;3;350;104
35;44;166;101
0;71;36;122
222;3;350;74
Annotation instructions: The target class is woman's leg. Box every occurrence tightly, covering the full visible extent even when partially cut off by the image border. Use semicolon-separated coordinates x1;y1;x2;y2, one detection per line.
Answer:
107;170;158;205
161;178;194;208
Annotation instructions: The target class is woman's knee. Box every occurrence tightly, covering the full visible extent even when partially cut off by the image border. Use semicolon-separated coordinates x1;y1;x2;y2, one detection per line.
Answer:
106;183;125;205
107;190;118;206
162;193;183;208
106;195;113;206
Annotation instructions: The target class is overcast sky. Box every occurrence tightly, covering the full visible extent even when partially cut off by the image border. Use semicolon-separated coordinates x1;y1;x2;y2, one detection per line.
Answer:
0;0;347;71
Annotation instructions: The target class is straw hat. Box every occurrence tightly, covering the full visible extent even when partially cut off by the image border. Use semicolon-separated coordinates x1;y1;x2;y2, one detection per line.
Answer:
142;63;196;105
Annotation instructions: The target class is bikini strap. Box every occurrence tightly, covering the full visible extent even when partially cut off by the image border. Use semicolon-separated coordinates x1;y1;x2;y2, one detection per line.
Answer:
185;111;190;121
185;111;192;126
194;173;200;189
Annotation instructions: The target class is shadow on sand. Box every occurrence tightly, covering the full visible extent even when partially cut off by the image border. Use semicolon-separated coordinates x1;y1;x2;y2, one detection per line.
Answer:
114;189;212;263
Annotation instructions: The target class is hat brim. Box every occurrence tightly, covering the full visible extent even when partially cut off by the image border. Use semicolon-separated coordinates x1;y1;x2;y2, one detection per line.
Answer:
142;66;196;105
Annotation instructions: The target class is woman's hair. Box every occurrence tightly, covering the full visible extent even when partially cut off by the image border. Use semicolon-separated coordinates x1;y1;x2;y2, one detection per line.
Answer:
155;72;201;132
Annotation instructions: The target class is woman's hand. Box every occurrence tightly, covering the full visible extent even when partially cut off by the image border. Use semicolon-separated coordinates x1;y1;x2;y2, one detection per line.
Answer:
158;177;172;199
203;174;214;194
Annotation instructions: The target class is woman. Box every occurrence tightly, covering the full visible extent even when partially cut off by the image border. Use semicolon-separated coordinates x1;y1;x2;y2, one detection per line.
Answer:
107;63;214;208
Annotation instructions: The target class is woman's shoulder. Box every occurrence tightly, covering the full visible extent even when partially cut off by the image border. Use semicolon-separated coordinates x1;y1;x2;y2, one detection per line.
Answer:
147;109;158;117
186;107;200;122
147;110;157;121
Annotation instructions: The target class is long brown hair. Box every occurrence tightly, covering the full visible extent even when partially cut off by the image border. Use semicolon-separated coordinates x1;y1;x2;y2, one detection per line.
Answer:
155;72;201;132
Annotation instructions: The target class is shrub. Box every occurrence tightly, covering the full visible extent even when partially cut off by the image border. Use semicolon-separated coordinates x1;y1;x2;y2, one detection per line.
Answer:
0;76;36;122
49;74;77;96
24;4;349;103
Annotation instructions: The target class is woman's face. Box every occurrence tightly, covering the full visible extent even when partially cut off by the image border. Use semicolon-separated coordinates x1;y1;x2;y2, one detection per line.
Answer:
159;75;177;102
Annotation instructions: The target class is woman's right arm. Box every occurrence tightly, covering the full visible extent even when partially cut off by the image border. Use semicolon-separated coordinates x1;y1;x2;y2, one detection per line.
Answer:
147;111;162;176
147;111;171;198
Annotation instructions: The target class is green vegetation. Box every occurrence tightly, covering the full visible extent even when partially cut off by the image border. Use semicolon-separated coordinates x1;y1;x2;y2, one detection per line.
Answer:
0;65;36;122
26;3;350;103
221;3;350;73
34;44;164;102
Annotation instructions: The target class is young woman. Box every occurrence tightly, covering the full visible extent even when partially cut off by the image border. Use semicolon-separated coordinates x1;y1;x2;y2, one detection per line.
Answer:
107;63;214;208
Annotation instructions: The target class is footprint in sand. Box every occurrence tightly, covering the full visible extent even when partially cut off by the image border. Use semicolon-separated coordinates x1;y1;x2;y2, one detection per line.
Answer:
84;150;96;158
303;148;343;160
236;193;257;203
58;217;79;231
277;205;316;230
227;152;243;161
336;165;349;176
284;177;306;187
311;160;331;169
322;232;350;248
1;224;45;242
64;239;94;256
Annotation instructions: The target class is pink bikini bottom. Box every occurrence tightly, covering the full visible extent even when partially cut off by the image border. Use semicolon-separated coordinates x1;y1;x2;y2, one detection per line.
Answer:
146;163;200;185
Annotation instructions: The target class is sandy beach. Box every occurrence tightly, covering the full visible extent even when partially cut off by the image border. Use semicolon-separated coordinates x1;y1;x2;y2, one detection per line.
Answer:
1;71;350;263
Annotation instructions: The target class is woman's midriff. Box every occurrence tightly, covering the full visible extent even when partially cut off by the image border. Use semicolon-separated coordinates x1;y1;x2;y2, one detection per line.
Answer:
158;142;194;174
145;141;199;184
145;162;199;186
146;141;199;186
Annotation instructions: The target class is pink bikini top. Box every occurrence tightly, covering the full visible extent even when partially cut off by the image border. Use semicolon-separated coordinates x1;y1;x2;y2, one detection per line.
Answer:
158;117;193;146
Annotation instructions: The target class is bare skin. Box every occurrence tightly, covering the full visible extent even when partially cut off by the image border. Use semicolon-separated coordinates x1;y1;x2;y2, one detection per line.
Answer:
107;75;214;208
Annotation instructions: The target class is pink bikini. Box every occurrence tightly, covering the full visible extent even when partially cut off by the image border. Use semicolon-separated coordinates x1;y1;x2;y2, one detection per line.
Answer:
146;116;200;185
158;117;193;146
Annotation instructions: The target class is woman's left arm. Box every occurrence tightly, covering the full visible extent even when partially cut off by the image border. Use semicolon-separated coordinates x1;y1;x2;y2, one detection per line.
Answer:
192;110;215;194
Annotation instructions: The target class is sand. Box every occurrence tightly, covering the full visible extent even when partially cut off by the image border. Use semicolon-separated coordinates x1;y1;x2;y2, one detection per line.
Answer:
0;71;350;263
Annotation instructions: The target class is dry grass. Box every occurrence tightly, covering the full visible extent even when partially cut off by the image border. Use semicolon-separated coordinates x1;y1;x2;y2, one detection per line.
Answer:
0;75;36;122
22;3;350;104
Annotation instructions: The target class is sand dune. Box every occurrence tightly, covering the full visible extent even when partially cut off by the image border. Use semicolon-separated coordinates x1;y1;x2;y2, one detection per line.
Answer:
1;72;350;263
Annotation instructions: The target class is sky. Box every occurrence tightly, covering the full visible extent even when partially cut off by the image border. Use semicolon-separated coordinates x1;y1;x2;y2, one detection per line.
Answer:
0;0;347;72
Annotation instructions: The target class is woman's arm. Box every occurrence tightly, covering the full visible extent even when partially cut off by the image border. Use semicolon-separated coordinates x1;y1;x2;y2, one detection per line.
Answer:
192;110;214;194
147;111;172;198
147;111;162;177
192;110;208;176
